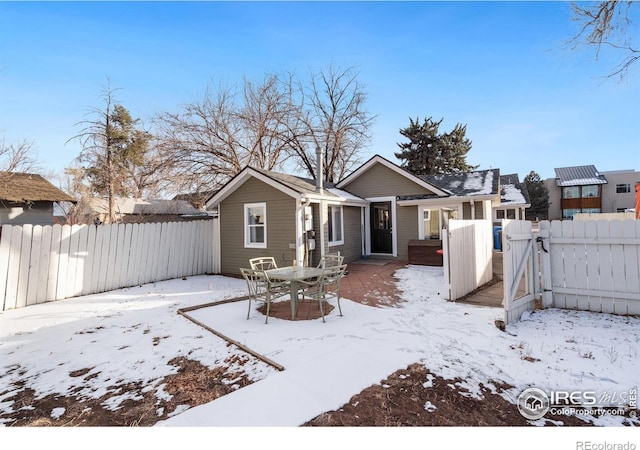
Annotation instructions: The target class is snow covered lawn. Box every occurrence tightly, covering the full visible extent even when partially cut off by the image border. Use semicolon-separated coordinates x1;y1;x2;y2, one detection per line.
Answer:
1;265;638;431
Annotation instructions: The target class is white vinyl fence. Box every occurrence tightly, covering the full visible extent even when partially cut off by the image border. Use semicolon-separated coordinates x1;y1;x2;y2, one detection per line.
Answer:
0;220;220;311
539;219;640;316
443;219;494;301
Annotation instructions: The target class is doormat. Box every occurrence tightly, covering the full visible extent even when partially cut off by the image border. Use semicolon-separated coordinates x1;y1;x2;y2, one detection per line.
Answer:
350;258;392;266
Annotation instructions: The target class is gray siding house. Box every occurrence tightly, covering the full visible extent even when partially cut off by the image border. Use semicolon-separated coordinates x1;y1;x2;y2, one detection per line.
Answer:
206;167;367;276
0;171;75;226
207;154;503;274
336;155;501;260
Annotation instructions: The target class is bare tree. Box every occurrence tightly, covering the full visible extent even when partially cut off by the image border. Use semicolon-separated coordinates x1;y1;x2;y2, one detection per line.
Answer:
288;65;375;183
154;75;301;195
154;67;375;194
68;81;152;223
568;1;639;80
0;136;41;173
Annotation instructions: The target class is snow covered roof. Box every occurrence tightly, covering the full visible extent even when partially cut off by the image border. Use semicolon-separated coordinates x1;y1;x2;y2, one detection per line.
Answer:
554;165;608;187
499;174;530;206
423;169;500;198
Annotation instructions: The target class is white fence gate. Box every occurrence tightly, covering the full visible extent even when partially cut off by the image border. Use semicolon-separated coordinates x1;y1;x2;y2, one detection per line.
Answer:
502;219;640;324
0;220;220;311
443;219;494;301
502;219;543;324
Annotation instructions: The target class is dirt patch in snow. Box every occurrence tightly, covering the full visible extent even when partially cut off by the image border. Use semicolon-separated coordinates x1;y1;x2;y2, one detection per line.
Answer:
4;359;633;427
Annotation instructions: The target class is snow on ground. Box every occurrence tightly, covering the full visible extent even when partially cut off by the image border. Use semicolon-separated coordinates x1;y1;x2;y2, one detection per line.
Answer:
1;265;638;438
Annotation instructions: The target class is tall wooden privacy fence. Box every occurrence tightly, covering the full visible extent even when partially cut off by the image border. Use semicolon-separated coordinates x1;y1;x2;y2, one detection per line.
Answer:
539;219;640;316
443;219;494;301
0;220;219;311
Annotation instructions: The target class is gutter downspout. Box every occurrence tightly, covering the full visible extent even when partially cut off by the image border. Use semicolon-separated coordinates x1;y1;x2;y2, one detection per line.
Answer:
297;197;312;266
316;146;326;261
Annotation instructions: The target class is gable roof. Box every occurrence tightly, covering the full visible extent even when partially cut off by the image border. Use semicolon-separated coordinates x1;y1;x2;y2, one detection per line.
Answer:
554;165;607;186
0;171;75;203
335;154;450;196
423;169;501;198
206;166;368;209
499;173;531;207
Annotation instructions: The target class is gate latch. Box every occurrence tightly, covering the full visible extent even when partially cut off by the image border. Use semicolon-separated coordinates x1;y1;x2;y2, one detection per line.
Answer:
535;236;548;253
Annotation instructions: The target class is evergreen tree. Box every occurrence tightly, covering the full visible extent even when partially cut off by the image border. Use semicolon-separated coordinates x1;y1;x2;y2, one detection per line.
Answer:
395;117;477;176
524;171;549;221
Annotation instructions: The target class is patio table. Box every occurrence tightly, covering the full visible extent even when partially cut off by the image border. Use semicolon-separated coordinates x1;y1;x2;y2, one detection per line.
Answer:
264;266;323;320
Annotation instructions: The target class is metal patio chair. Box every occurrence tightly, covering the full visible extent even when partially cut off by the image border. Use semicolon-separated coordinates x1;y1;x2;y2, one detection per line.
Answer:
316;253;344;269
249;256;278;271
240;267;290;324
299;263;347;323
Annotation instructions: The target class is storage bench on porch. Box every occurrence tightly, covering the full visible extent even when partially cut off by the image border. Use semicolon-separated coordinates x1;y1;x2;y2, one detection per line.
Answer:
407;239;443;266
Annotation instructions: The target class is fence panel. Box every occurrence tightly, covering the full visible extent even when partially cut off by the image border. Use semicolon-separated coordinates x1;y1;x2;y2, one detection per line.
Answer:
1;220;218;311
543;219;640;316
445;219;493;301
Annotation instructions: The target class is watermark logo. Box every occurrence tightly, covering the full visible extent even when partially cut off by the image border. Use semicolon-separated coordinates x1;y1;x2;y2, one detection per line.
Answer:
517;387;550;420
517;387;638;420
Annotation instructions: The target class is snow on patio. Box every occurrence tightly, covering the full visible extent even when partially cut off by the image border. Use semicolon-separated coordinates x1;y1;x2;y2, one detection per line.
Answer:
1;265;638;431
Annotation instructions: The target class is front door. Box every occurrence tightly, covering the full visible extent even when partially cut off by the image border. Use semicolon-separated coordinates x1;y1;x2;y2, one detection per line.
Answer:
371;201;392;253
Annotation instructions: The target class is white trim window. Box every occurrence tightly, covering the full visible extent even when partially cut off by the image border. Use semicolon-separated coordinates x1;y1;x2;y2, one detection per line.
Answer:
328;205;344;246
244;202;266;248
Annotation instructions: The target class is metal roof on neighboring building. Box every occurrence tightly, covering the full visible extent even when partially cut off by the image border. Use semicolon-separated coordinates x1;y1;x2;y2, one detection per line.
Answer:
554;165;608;186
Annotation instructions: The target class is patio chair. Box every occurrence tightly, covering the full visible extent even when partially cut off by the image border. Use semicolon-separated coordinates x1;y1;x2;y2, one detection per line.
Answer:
316;253;344;269
240;267;290;324
299;264;347;323
249;256;278;271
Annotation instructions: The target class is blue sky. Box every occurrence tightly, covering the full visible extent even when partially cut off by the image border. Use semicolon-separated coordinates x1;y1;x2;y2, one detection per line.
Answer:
0;1;638;184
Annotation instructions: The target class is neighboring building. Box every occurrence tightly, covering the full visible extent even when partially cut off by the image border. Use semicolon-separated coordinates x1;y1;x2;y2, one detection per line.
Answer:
544;165;639;220
83;198;210;224
207;154;503;276
173;190;218;209
0;171;76;225
492;174;531;223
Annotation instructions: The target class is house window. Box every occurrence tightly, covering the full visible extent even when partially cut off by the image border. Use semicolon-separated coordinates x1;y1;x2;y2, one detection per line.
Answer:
328;205;343;246
420;208;440;239
244;202;266;248
616;184;631;194
562;208;581;219
581;185;600;198
496;210;505;219
562;186;580;199
582;208;601;214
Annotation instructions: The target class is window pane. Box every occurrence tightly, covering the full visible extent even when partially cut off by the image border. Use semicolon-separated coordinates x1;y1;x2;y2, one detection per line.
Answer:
616;184;631;193
582;185;599;198
250;226;265;243
562;186;579;199
496;210;505;219
506;209;516;219
328;206;334;241
334;207;342;241
247;206;264;225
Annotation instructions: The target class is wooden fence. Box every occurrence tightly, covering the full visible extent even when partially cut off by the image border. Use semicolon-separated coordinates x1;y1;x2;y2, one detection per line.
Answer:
443;219;494;301
0;220;219;311
539;219;640;316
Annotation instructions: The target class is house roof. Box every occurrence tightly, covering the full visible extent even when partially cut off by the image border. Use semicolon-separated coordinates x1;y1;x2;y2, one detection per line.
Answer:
554;165;608;187
0;171;76;203
206;166;369;209
335;154;450;197
88;198;203;216
499;174;530;207
423;169;501;198
173;190;218;209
